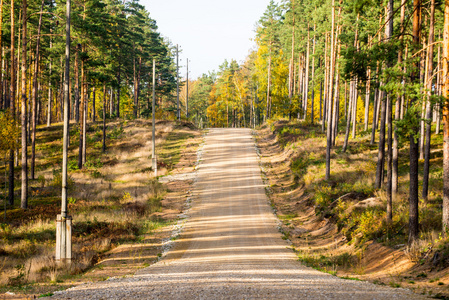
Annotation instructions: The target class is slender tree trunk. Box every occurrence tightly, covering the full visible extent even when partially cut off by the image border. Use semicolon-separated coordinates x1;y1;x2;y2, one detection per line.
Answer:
371;63;381;144
423;0;435;201
74;46;80;122
288;10;295;120
78;58;85;169
441;0;449;231
0;0;3;112
385;0;394;223
20;0;27;209
409;0;422;244
83;86;87;165
376;1;394;192
47;36;52;127
116;63;121;118
342;81;353;153
325;0;335;181
266;51;272;119
92;86;96;122
102;84;106;153
332;47;341;144
375;92;387;189
393;0;407;204
303;25;310;120
436;44;442;134
30;0;44;180
8;0;15;206
351;78;358;139
364;67;371;132
319;80;323;122
133;56;137;118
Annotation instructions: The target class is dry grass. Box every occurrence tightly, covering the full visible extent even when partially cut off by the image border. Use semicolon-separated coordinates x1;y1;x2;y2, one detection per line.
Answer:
257;119;449;297
0;119;201;295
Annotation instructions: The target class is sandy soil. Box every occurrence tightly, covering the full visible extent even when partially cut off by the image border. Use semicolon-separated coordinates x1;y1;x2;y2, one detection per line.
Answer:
48;128;428;299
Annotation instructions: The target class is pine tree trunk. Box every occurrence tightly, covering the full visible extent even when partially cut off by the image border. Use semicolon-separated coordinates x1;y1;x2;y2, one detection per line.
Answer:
303;25;310;120
364;67;371;132
8;0;15;206
441;0;449;231
116;64;121;118
103;84;106;153
423;0;435;201
78;57;85;169
30;0;44;180
436;44;442;134
342;81;353;153
75;47;80;122
47;35;52;127
393;0;407;204
409;0;422;243
0;0;3;111
322;33;329;133
385;0;394;223
375;93;387;189
311;30;315;124
133;55;138;118
266;52;272;119
325;0;335;180
288;12;295;121
20;0;27;209
92;86;96;122
351;78;358;139
83;86;87;165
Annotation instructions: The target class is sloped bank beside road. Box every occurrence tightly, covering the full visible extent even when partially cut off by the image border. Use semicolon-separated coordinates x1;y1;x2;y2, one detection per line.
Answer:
255;120;449;299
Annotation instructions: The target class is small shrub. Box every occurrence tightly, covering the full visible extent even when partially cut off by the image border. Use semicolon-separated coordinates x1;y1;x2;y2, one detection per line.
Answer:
37;175;46;188
68;159;79;171
120;192;133;204
108;126;124;139
314;185;333;212
85;157;103;169
51;169;74;190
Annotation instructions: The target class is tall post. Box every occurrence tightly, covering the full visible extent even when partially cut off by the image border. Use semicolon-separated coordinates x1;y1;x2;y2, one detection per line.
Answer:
152;59;157;177
56;0;72;263
186;59;189;119
176;44;180;120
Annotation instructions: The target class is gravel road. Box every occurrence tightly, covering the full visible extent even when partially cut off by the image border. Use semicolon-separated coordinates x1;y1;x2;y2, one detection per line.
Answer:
50;128;427;299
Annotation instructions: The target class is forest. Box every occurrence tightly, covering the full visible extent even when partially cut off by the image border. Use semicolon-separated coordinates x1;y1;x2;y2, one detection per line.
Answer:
187;0;449;245
0;0;180;207
1;0;449;296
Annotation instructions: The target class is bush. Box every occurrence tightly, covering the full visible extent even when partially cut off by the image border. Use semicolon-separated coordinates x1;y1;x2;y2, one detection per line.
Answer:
51;169;74;190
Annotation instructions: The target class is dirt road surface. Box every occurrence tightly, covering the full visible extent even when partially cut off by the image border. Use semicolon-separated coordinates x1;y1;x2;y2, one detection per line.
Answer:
51;128;427;299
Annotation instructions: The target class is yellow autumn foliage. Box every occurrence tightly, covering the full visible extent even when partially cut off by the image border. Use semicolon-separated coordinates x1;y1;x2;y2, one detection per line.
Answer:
0;110;20;155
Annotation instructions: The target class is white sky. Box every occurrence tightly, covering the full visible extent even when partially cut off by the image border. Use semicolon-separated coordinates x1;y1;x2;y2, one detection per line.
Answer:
140;0;273;80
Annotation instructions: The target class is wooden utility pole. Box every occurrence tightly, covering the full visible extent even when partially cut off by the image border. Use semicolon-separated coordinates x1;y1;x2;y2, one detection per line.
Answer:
56;0;72;263
186;59;189;119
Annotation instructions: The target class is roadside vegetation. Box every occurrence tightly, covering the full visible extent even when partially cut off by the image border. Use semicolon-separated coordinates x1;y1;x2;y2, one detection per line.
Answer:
0;120;200;297
257;119;448;298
